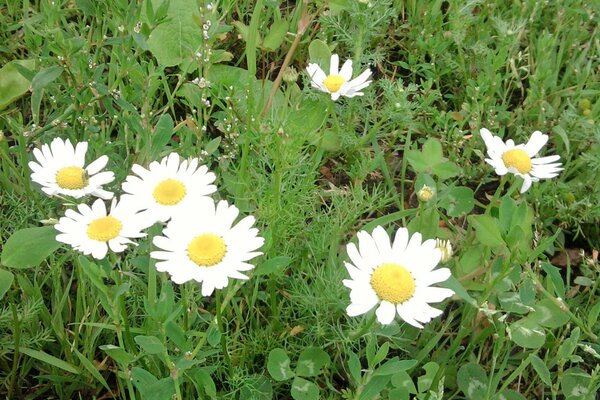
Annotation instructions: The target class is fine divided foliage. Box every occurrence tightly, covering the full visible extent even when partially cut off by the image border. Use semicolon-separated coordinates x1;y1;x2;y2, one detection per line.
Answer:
0;0;599;399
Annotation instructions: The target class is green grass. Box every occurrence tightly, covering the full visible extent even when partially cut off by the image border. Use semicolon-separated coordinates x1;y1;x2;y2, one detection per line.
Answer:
1;0;599;399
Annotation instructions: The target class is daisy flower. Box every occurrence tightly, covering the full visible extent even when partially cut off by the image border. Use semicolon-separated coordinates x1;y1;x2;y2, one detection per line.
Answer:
480;128;563;193
150;199;264;296
29;137;114;199
55;197;147;260
121;152;216;223
343;226;454;328
306;54;372;101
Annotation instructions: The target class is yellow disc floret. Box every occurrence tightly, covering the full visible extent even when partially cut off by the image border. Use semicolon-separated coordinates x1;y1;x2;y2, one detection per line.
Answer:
56;166;88;189
187;234;227;267
86;216;122;242
323;74;345;93
153;179;187;205
370;263;416;304
501;149;532;174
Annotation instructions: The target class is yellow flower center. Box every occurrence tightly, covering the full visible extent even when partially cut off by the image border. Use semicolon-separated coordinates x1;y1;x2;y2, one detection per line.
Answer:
501;149;532;174
187;234;227;267
370;263;416;304
153;179;187;205
86;216;122;242
323;74;345;93
55;166;88;189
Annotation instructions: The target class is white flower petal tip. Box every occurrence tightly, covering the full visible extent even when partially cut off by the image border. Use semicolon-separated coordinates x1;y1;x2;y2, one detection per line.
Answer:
121;152;217;224
150;200;263;296
343;225;454;328
479;128;563;192
305;53;372;101
54;197;146;260
29;137;114;199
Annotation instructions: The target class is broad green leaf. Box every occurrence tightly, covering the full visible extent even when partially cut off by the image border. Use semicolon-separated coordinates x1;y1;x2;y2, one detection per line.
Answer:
347;351;362;384
134;335;166;354
150;114;174;159
371;342;390;367
1;226;61;269
468;215;504;247
528;354;552;386
443;276;477;307
510;318;546;349
439;186;474;217
498;292;530;314
192;369;218;399
360;375;392;400
0;59;34;110
254;256;291;276
287;97;329;139
561;367;592;400
374;358;417;376
132;368;176;400
529;299;570;329
422;138;444;162
31;66;63;91
239;375;272;400
296;347;330;377
540;262;566;298
291;377;319;400
390;371;417;393
267;348;294;381
18;347;80;374
417;361;439;393
457;363;488;400
308;39;331;70
262;19;289;51
499;196;517;233
147;0;203;66
0;269;14;300
99;344;135;365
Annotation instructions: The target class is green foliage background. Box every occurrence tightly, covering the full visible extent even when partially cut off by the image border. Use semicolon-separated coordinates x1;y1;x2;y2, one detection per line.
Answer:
0;0;599;399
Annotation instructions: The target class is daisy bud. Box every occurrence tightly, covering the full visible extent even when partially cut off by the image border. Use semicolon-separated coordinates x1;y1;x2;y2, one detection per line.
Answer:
417;185;435;202
435;239;453;263
282;66;299;83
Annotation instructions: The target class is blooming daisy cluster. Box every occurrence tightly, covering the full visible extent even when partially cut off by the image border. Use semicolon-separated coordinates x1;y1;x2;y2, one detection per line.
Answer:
26;52;565;331
29;139;263;296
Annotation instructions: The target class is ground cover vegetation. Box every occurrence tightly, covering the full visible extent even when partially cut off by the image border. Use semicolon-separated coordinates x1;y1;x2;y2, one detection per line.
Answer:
0;0;599;399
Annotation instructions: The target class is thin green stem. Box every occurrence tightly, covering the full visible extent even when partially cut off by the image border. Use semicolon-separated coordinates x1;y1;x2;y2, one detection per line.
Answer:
349;312;377;341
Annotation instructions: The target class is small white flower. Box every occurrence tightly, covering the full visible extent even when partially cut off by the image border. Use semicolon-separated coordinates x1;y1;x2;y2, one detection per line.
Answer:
480;128;563;193
306;54;372;101
121;152;217;223
343;226;454;328
29;137;114;199
150;200;264;296
55;198;147;260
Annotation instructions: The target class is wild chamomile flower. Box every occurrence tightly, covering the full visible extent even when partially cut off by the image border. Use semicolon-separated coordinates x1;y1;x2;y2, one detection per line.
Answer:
55;198;147;260
480;128;563;193
121;152;216;223
29;137;114;199
150;199;264;296
306;54;372;101
343;226;454;328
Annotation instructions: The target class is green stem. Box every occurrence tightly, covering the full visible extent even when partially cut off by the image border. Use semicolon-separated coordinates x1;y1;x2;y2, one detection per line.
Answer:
349;312;377;341
215;291;233;377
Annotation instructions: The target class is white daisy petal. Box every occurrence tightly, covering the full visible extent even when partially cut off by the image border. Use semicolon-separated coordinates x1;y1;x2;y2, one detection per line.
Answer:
307;54;372;100
343;226;454;327
480;128;562;192
121;152;217;223
28;138;114;199
329;54;339;75
149;200;263;295
54;197;146;260
375;301;396;325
